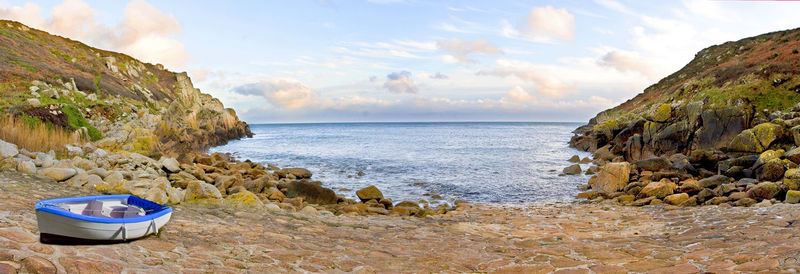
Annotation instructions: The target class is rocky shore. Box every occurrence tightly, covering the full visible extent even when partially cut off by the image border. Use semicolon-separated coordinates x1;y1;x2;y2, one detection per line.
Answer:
0;138;446;218
2;172;800;273
565;28;800;209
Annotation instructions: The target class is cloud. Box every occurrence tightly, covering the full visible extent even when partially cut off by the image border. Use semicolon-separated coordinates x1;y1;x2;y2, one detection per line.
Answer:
516;6;575;42
429;72;449;79
0;0;187;70
478;59;573;98
437;38;503;63
598;49;659;79
502;86;535;103
384;71;417;93
233;79;315;109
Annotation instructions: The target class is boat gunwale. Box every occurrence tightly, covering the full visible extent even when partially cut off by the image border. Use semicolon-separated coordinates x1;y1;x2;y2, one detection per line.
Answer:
35;194;172;224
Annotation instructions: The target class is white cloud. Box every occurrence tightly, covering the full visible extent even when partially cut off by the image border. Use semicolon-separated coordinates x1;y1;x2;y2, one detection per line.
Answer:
384;71;417;94
502;86;535;103
436;37;503;63
233;79;315;109
478;59;573;98
597;49;660;79
0;0;188;70
517;6;575;42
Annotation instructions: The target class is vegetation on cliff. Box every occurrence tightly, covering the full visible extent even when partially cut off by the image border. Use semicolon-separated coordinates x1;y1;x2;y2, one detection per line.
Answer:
570;27;800;208
0;20;251;158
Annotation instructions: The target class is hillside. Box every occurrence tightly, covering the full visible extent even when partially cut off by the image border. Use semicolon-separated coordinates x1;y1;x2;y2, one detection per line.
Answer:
572;27;800;155
0;20;251;159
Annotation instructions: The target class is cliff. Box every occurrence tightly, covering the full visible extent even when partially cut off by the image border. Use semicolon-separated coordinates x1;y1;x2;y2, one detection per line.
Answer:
569;27;800;207
571;27;800;157
0;20;251;159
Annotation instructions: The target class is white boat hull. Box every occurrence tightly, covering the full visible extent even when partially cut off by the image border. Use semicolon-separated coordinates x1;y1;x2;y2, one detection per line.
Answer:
36;210;172;241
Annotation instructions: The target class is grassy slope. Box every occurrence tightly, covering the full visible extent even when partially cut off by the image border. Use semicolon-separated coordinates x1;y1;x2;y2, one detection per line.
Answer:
594;27;800;124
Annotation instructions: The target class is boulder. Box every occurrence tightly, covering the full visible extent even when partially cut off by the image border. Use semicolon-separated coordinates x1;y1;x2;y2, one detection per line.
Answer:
593;145;615;161
17;160;36;174
695;107;749;150
38;168;76;181
785;190;800;204
299;206;319;215
755;149;783;167
184;181;223;201
143;188;169;205
562;164;581;175
634;157;672;171
756;159;785;181
160;158;181;173
0;139;18;158
568;155;580;162
678;179;701;193
214;175;239;194
275;168;312;179
751;122;785;149
728;130;763;153
168;171;197;189
285;181;337;205
747;181;780;201
791;125;800;146
697;175;729;189
785;147;800;164
356;185;384;202
226;190;264;207
664;193;689;205
639;179;676;198
590;162;631;193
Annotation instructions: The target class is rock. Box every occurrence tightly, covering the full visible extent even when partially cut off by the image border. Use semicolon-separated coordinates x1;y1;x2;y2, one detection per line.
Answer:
785;190;800;204
143;187;169;205
751;122;785;149
697;175;729;189
704;196;730;205
664;193;689;205
0;139;18;158
22;255;57;274
356;185;384;202
562;164;581;175
580;157;591;164
593;145;615;161
226;190;263;207
791;125;800;146
38;167;76;181
214;175;239;194
184;181;223;201
590;162;631;193
285;181;337;205
585;166;599;175
568;155;580;162
275;168;312;179
696;188;716;203
395;201;421;209
634;157;672;171
577;191;602;200
639;179;676;198
160;157;181;173
653;104;672;122
84;174;103;189
755;149;783;167
677;179;701;193
756;159;784;181
754;199;772;207
299;206;319;215
166;187;184;204
728;130;764;153
747;181;780;201
264;203;282;212
785;147;800;164
17;160;36;174
168;171;197;189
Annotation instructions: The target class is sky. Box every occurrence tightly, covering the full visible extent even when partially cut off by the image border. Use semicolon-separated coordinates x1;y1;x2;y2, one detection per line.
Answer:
2;0;800;123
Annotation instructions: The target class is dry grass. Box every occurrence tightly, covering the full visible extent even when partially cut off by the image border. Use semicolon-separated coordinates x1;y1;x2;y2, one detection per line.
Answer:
0;115;82;155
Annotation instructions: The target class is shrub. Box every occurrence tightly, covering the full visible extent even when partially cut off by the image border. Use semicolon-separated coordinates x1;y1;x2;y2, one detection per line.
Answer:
61;104;103;141
0;115;81;155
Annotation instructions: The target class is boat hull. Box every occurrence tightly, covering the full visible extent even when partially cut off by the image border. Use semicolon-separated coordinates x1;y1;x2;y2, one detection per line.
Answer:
36;210;172;243
35;194;173;243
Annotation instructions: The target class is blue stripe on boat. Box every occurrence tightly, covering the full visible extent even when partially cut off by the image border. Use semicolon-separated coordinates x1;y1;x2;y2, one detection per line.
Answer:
35;194;172;224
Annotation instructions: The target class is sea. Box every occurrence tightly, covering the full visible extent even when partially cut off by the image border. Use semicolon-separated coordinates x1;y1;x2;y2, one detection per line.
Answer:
210;122;592;204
